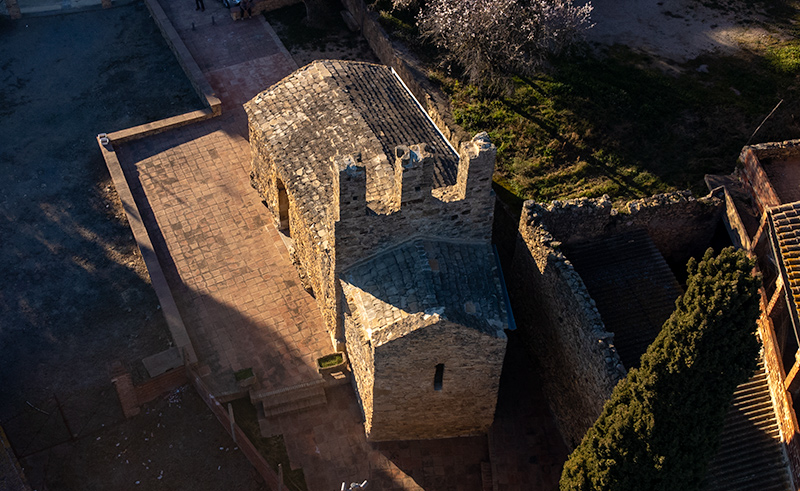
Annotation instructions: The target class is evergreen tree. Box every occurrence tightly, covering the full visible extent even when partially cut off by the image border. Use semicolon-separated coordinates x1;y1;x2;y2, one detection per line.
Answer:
560;247;761;491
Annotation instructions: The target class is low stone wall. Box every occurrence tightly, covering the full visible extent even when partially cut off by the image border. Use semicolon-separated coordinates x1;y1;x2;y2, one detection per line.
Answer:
529;191;725;274
111;362;188;418
144;0;221;117
231;0;300;20
339;0;470;150
188;366;282;489
98;138;198;363
509;203;623;448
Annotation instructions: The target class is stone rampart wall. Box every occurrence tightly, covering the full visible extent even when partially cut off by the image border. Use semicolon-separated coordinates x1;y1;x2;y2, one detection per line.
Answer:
510;191;726;448
509;205;623;448
530;191;724;272
748;139;800;161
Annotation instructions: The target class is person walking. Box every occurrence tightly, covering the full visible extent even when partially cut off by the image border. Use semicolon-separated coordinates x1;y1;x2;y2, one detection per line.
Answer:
195;0;204;11
239;0;252;18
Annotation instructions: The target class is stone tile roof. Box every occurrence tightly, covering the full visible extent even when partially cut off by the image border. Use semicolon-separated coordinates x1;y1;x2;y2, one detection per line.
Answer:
704;356;792;491
770;202;800;320
244;60;458;239
562;229;683;369
341;239;508;343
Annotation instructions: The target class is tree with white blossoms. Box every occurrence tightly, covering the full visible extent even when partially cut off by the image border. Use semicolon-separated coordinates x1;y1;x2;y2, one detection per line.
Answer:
401;0;593;84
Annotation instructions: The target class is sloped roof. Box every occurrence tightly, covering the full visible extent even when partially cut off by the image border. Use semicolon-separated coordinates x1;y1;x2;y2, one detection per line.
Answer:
563;229;683;369
769;202;800;328
244;60;458;219
704;356;792;491
341;238;508;344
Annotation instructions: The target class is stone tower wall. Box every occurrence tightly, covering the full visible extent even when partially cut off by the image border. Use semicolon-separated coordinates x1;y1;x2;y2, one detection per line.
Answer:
250;131;501;347
364;316;506;442
342;295;374;424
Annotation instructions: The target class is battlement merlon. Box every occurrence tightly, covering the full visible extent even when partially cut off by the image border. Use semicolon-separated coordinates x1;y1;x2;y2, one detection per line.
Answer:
455;132;497;201
394;144;434;206
332;154;367;222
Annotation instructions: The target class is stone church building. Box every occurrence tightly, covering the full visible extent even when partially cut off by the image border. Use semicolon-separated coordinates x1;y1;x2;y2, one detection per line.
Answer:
244;60;509;441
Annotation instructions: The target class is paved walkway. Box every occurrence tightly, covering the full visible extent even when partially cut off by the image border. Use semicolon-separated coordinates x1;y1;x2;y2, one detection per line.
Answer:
117;0;327;396
113;2;568;489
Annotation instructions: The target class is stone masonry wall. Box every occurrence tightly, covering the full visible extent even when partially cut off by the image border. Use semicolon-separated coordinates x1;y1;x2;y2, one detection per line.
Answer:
334;135;496;274
761;298;800;484
509;205;624;448
249;123;341;346
531;191;724;273
343;294;374;424
365;316;506;442
740;146;782;214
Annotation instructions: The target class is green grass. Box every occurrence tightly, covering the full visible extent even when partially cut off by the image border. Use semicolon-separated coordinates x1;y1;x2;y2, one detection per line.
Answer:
317;353;344;368
229;398;308;491
436;42;800;204
766;40;800;73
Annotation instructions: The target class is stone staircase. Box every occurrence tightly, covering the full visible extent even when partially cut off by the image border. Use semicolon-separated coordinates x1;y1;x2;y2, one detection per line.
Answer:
250;379;328;437
704;357;792;491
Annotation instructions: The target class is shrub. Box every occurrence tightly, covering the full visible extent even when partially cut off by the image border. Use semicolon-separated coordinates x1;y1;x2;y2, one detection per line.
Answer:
560;247;761;491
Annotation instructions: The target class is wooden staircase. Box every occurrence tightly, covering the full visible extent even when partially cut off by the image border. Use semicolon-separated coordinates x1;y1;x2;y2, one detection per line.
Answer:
704;357;792;491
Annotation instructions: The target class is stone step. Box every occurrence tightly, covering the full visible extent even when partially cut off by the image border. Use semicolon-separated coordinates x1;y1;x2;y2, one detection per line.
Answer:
716;421;780;448
256;403;279;438
250;378;326;407
480;461;493;491
706;459;790;491
261;391;327;419
251;379;328;420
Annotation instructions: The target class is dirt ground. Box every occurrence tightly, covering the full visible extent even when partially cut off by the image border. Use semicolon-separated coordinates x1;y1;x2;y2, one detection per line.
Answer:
585;0;787;63
265;3;378;66
0;4;262;489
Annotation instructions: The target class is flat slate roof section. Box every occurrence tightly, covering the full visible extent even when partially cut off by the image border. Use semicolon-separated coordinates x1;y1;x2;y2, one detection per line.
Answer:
770;202;800;327
763;157;800;204
563;229;682;369
341;239;508;342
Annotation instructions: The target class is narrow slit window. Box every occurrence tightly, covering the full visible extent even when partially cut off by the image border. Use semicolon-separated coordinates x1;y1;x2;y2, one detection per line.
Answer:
433;363;444;391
